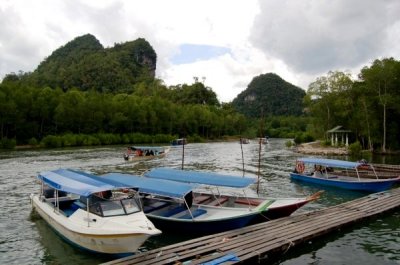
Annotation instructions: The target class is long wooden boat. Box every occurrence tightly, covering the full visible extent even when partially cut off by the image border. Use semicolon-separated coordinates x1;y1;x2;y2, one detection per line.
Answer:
30;169;161;255
123;146;169;161
290;158;400;192
100;168;321;235
353;160;400;178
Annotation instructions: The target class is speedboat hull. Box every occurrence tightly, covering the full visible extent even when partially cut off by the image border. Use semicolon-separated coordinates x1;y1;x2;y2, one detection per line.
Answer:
31;195;160;254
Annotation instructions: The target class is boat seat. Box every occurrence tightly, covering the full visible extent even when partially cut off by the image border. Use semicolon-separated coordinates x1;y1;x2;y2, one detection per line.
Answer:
179;208;207;219
235;198;261;206
158;205;186;217
193;195;212;204
208;197;229;206
143;201;170;213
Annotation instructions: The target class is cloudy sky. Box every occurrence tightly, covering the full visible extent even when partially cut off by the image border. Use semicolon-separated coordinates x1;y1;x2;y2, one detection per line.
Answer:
1;0;399;102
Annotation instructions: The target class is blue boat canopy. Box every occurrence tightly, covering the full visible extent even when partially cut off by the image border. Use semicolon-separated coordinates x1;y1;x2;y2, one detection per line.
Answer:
297;158;361;169
101;173;195;198
37;169;124;197
144;168;256;188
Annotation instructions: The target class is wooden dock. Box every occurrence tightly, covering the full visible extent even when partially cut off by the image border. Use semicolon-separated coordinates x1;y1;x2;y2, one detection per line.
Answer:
103;187;400;265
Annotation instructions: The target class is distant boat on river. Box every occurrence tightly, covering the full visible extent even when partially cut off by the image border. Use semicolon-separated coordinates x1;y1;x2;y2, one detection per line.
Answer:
171;138;187;146
123;146;169;161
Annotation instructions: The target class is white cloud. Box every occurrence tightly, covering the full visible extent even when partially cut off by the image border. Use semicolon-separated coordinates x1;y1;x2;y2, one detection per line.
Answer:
1;0;399;102
250;0;400;76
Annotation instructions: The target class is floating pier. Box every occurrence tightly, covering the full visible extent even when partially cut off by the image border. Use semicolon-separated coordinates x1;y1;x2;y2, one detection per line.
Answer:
103;187;400;265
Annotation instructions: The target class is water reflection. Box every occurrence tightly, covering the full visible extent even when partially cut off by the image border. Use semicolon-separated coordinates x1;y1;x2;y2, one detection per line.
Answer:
32;217;109;264
279;212;400;265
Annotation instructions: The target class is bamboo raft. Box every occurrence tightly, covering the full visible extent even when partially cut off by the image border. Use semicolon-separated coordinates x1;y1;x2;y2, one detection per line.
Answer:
103;187;400;265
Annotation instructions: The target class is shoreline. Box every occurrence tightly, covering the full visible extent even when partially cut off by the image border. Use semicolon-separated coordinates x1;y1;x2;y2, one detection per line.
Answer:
295;141;348;155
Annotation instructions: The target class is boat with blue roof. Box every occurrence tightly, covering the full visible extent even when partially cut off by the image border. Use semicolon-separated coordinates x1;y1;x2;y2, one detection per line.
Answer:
291;157;400;192
102;168;321;235
30;169;161;255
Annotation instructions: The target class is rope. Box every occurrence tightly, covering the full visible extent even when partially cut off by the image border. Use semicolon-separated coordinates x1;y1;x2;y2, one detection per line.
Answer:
282;238;295;254
258;212;272;221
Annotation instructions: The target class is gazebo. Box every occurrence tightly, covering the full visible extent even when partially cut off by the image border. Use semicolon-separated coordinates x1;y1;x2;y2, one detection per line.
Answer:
326;126;352;147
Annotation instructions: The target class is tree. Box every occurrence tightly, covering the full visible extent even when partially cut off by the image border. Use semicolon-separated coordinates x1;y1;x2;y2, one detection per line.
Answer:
306;71;353;139
0;84;17;139
359;58;399;152
54;89;85;133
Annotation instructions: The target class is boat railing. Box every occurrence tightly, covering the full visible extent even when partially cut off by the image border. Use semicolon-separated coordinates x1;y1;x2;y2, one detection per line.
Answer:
42;195;74;203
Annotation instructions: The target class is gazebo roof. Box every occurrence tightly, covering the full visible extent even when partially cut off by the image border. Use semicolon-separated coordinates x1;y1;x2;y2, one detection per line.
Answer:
327;126;351;133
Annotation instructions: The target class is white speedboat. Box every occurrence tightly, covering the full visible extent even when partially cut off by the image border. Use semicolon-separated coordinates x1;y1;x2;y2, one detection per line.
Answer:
30;168;161;255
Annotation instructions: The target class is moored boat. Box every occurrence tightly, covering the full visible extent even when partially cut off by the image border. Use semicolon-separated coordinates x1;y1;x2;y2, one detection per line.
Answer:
100;168;321;235
290;158;400;192
30;169;161;255
123;146;169;161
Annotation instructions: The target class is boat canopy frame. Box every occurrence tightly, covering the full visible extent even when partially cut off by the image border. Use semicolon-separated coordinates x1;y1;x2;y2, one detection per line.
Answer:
144;167;258;210
101;173;202;220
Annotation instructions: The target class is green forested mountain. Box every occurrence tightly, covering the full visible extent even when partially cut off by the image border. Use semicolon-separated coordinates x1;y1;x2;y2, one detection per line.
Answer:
232;73;305;118
19;34;157;93
0;34;244;147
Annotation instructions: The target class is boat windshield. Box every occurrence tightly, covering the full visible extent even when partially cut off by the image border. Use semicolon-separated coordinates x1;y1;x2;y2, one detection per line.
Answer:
89;198;141;217
121;198;141;214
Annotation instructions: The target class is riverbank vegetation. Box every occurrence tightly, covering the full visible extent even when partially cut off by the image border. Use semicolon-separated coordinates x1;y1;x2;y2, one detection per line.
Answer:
305;58;400;153
0;81;250;149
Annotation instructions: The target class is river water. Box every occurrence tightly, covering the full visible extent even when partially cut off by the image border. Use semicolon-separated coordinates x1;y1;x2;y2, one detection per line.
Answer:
0;139;399;264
